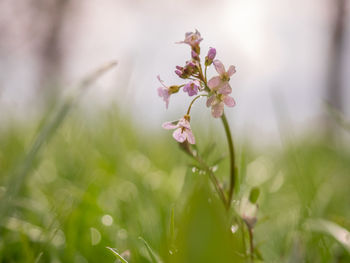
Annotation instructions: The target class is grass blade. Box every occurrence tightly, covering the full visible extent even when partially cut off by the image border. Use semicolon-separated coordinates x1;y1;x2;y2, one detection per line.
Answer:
139;237;161;263
106;247;129;263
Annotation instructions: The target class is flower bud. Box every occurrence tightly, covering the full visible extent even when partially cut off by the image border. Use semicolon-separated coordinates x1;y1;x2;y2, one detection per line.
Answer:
205;47;216;66
191;50;199;60
169;85;181;93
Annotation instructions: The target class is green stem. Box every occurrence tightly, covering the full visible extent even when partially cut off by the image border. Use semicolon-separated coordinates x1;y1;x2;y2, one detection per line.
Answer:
248;226;254;262
186;94;207;115
179;143;228;207
221;113;236;208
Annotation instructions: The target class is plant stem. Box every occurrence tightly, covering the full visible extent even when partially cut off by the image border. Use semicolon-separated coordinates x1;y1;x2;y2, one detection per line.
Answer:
221;113;236;208
248;226;254;262
186;94;207;115
179;143;228;207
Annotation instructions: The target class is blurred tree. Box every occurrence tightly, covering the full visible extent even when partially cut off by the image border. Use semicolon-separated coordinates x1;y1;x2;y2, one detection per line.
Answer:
326;0;348;134
34;0;69;104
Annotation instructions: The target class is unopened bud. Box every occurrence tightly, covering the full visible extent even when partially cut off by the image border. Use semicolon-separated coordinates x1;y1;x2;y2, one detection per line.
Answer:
191;50;199;60
205;47;216;66
169;85;180;93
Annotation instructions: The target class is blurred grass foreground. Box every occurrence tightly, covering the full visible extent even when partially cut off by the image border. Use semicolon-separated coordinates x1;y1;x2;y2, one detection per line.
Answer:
0;62;350;263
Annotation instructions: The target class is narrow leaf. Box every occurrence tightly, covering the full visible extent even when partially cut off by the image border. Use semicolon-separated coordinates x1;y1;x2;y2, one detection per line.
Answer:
106;247;129;263
139;237;161;263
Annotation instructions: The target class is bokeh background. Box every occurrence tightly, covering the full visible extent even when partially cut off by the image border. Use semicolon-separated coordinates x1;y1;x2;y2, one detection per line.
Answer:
0;0;350;262
1;0;349;139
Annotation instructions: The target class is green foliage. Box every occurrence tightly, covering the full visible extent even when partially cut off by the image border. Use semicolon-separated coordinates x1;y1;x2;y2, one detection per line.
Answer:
0;104;350;262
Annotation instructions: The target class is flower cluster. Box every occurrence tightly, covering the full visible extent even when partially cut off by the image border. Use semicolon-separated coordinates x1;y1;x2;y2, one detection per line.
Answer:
158;30;237;144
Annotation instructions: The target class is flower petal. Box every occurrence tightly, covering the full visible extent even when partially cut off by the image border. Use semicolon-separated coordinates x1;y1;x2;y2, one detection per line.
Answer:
227;65;236;77
157;75;167;88
173;128;186;143
178;118;191;129
206;94;216;107
223;95;236;107
208;76;221;90
185;129;196;144
218;83;232;95
213;60;225;75
162;121;178;130
157;87;164;97
211;102;224;118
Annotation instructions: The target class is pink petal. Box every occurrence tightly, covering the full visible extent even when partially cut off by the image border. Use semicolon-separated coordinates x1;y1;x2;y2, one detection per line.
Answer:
178;118;191;129
162;121;178;130
157;75;166;88
185;129;196;144
218;83;232;95
211;102;224;118
206;94;216;107
208;76;221;90
157;87;164;97
227;65;236;77
213;60;225;75
223;95;236;107
173;128;186;143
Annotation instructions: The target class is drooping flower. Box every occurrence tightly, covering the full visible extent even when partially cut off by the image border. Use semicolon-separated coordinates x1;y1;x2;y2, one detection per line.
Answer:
183;81;200;96
205;47;216;66
162;115;195;144
157;75;180;109
206;93;236;118
177;30;203;54
207;60;236;95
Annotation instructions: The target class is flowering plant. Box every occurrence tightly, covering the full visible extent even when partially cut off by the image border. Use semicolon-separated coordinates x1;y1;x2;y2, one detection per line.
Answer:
157;30;259;261
157;29;238;205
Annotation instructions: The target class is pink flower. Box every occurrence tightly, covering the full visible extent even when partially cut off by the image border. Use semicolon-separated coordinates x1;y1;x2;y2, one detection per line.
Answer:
207;60;236;95
162;116;195;144
157;75;171;109
177;30;203;49
157;75;180;109
206;93;236;118
183;81;200;96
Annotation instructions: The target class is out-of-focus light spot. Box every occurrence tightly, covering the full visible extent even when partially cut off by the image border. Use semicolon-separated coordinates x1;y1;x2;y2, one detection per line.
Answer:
231;224;239;234
90;227;101;246
52;230;66;247
127;152;151;173
270;171;285;193
117;180;138;201
101;214;113;226
246;156;273;186
117;228;128;240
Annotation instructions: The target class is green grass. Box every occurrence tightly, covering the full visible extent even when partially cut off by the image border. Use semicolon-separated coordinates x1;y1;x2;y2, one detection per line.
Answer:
0;103;350;262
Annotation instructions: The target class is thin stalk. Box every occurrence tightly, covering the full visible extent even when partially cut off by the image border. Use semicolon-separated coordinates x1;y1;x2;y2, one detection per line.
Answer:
248;226;254;262
192;151;228;207
221;113;236;208
186;94;207;115
238;218;247;257
180;143;228;207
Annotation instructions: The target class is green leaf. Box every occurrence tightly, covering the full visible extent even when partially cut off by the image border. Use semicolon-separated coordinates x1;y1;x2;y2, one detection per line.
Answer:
106;247;129;263
139;237;161;263
249;187;260;204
